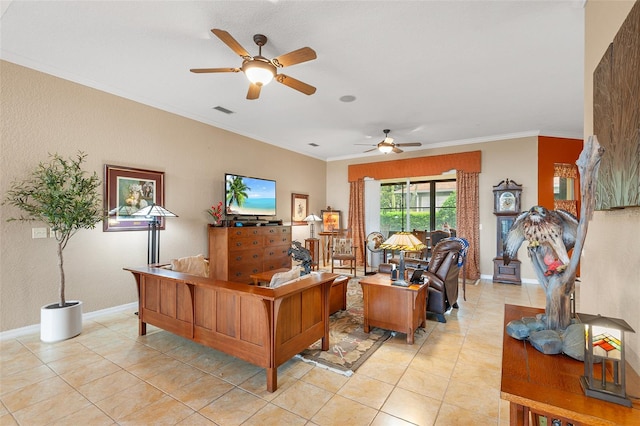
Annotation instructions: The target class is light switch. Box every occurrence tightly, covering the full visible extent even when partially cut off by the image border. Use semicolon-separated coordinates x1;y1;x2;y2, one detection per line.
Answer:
32;227;48;239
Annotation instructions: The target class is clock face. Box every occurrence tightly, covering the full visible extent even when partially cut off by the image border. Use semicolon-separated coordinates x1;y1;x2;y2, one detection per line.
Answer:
499;192;516;212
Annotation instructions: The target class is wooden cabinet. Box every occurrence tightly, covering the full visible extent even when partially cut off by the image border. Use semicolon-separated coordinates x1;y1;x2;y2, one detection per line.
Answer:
208;225;292;283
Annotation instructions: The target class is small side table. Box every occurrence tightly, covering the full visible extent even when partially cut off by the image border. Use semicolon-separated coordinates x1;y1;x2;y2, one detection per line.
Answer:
305;238;319;271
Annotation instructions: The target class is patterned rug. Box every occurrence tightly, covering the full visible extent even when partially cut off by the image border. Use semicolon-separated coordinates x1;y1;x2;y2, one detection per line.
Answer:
296;277;391;376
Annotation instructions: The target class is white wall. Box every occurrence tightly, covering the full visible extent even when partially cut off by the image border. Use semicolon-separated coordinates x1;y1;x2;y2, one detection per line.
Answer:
582;0;639;372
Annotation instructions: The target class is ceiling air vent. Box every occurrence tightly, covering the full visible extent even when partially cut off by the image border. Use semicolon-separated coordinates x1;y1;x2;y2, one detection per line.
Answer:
213;106;234;115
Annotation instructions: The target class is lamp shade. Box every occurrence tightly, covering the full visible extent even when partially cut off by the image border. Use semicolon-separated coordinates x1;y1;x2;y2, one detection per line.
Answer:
132;204;178;218
304;214;321;223
379;232;426;251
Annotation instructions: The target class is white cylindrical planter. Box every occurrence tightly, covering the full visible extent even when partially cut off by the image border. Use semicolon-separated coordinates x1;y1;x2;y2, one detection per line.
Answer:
40;300;83;342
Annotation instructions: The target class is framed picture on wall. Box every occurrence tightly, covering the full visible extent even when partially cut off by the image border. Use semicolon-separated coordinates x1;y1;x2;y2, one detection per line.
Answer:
291;193;308;225
104;165;165;231
321;209;342;232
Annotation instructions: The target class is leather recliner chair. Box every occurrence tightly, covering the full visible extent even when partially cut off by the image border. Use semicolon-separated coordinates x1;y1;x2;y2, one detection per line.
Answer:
425;238;465;322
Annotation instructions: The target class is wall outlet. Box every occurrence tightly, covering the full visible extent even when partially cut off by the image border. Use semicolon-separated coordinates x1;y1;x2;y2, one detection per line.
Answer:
32;227;48;239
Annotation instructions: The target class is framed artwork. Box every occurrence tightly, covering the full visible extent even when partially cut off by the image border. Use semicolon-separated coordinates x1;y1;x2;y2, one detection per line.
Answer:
321;209;342;232
291;193;308;225
103;164;165;231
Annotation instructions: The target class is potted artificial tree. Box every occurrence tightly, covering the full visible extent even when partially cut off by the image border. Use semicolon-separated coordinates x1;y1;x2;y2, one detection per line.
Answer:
3;152;103;342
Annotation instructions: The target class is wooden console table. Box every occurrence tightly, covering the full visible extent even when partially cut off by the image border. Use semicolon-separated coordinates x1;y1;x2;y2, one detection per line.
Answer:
501;304;640;425
359;273;427;344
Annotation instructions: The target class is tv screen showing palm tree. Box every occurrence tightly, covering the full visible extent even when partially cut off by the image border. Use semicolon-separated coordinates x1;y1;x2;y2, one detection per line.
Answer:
225;173;277;217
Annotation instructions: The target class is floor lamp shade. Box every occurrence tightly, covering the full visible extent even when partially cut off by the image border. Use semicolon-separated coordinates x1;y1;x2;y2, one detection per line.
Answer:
132;204;178;264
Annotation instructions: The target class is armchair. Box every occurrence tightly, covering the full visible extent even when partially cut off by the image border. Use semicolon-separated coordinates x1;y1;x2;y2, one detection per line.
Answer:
425;238;466;323
331;237;357;276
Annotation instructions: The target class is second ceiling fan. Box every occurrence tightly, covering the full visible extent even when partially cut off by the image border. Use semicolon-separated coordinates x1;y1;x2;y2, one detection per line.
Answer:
359;129;422;154
190;29;317;100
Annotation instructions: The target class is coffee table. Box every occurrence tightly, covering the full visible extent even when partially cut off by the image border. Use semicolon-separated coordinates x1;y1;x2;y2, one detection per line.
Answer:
359;273;428;344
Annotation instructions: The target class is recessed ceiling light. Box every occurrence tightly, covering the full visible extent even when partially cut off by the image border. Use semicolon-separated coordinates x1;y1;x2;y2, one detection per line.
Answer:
339;95;356;103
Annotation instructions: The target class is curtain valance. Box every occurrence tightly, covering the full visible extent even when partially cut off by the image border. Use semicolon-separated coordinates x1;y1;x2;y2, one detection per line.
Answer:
347;151;481;182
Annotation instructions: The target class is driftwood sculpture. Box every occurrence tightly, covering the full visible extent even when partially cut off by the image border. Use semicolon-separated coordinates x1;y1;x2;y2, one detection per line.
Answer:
504;136;604;330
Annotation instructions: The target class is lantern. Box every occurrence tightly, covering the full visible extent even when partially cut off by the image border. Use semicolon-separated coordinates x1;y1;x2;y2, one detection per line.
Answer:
578;313;635;407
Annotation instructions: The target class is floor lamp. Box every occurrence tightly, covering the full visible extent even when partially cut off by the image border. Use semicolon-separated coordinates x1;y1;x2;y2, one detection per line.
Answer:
132;204;178;264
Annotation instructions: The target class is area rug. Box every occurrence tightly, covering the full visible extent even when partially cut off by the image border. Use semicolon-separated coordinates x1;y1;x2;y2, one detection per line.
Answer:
296;277;391;376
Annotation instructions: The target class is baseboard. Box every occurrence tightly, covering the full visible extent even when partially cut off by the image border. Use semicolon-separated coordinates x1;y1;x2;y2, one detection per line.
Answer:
480;274;539;284
0;301;138;341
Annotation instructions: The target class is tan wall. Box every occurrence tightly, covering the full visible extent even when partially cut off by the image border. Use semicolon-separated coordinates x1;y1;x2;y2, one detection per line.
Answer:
0;60;327;331
583;0;639;371
326;136;539;282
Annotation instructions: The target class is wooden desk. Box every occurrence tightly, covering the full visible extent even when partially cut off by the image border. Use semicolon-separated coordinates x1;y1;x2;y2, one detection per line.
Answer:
501;304;640;426
249;268;289;286
359;273;427;344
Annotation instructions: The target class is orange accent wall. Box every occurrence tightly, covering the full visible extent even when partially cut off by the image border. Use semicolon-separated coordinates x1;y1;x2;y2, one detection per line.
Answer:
538;136;583;215
347;151;481;182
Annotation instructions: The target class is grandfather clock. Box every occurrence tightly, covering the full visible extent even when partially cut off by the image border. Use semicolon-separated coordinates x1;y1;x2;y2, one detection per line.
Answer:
492;179;522;284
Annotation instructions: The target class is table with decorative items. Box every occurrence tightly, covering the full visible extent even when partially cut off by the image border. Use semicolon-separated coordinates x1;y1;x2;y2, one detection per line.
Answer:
500;304;640;426
358;272;428;344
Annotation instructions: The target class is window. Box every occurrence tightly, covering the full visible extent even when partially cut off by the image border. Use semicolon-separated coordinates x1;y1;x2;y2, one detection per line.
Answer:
380;178;456;237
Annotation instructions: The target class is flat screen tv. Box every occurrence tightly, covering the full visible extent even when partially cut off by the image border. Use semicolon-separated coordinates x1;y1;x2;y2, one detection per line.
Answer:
225;173;276;217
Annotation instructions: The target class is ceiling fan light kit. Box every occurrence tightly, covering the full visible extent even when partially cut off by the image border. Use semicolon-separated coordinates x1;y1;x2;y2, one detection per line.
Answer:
243;59;276;86
378;143;394;154
357;129;423;154
190;29;317;100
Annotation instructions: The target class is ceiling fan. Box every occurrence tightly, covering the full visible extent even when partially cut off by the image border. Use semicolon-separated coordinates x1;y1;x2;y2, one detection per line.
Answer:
358;129;422;154
190;29;317;100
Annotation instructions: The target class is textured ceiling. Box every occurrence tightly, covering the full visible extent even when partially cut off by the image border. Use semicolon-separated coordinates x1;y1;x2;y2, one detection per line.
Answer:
0;1;585;161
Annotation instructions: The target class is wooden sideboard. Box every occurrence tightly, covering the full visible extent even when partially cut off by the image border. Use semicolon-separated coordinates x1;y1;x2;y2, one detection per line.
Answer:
501;304;640;425
208;225;292;283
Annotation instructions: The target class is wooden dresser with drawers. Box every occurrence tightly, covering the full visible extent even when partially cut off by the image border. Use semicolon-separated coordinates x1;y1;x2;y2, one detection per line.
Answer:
208;225;292;283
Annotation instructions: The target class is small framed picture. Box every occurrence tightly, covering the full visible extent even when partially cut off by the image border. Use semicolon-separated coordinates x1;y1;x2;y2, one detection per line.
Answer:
104;165;165;232
291;193;308;225
321;209;342;232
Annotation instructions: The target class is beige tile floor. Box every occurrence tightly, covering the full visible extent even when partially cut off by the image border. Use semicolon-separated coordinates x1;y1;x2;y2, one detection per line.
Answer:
1;275;548;425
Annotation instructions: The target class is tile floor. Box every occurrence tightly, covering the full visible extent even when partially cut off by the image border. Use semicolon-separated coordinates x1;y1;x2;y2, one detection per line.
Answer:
1;275;548;425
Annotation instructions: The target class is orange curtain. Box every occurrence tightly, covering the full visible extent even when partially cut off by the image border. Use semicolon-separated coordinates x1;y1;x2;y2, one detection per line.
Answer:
456;170;480;280
348;179;366;266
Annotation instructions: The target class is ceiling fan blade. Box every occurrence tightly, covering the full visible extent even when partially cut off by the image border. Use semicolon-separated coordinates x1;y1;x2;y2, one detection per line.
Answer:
395;142;422;147
363;147;379;153
190;67;240;73
392;146;404;154
355;144;376;146
275;74;316;95
211;29;251;58
272;47;317;68
246;83;261;100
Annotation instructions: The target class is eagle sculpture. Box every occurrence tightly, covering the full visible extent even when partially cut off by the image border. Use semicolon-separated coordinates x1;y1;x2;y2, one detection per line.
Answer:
504;206;578;277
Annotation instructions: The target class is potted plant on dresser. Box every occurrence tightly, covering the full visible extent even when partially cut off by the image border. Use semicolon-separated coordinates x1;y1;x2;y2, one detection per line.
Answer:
3;152;103;342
